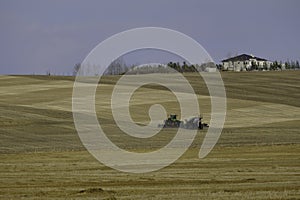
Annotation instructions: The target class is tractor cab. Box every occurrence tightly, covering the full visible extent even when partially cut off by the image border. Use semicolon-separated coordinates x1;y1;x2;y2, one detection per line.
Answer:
163;114;181;128
169;114;177;121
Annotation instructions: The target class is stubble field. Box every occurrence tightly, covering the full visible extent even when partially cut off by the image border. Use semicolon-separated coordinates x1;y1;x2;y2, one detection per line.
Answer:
0;71;299;199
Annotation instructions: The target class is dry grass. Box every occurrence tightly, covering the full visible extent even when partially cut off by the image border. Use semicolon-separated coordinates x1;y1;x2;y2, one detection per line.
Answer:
0;145;299;199
0;71;299;199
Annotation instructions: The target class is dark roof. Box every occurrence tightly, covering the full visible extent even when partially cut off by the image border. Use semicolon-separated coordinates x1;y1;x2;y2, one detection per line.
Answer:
221;54;268;62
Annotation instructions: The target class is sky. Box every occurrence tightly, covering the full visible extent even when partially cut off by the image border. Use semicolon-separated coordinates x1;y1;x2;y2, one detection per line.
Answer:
0;0;299;75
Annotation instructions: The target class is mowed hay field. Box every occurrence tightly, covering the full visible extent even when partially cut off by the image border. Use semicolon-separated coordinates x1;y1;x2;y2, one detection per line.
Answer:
0;71;299;199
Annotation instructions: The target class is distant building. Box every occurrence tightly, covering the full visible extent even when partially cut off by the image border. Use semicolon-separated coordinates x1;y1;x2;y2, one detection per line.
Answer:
205;67;217;72
221;54;273;71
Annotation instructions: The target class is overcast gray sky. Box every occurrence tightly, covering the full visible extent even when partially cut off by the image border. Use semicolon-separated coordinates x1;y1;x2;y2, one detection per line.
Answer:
0;0;299;75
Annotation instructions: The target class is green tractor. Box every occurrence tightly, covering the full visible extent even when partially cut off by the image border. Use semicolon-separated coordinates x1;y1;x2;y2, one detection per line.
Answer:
163;114;181;128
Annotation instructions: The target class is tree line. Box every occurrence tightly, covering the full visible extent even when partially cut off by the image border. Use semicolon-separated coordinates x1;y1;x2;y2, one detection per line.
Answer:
73;58;300;76
73;58;218;76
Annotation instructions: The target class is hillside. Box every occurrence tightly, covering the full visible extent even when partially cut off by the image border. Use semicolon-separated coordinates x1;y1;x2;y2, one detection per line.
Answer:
0;71;299;199
0;71;299;153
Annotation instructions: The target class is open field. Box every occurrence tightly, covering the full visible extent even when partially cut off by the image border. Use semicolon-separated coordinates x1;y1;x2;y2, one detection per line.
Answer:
0;71;299;199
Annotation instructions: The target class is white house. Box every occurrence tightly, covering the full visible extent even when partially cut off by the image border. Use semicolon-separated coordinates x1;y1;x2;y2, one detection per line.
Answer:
222;54;272;71
205;67;217;72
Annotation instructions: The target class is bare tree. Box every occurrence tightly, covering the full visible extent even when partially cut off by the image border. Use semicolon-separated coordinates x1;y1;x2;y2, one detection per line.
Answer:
73;63;81;76
46;70;51;76
105;57;127;75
